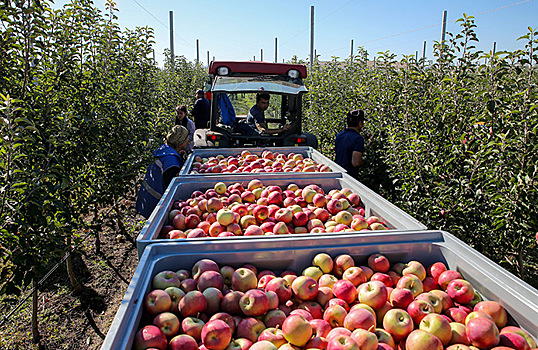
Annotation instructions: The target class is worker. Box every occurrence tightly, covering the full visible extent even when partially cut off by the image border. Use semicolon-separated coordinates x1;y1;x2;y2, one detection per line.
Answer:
246;92;291;134
175;105;195;152
335;109;366;177
135;125;189;219
191;89;210;129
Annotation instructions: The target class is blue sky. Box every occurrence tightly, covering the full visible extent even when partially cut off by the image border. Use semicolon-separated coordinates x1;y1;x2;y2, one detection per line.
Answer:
52;0;538;66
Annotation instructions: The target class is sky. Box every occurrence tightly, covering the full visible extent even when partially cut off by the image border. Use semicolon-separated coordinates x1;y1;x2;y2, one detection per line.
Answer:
51;0;538;67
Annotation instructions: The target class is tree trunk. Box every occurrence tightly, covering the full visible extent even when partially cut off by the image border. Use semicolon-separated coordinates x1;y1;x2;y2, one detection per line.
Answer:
66;236;82;294
31;277;40;344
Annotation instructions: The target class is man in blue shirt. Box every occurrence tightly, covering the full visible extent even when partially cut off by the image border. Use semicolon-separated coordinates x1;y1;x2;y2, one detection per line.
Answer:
191;89;211;129
246;93;291;134
335;109;366;177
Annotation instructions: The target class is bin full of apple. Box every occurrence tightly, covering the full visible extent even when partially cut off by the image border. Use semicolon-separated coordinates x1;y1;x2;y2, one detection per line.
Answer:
191;150;333;174
162;179;389;239
134;252;537;350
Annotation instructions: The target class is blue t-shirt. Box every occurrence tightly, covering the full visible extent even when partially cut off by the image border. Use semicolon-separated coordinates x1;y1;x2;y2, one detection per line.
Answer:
246;105;265;130
335;128;364;176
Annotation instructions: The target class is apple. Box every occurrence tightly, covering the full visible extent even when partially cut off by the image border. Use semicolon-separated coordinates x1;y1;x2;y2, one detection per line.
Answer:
265;277;293;304
422;277;439;292
310;318;332;338
292;211;309;227
328;298;350;312
359;266;374;280
248;179;264;191
328;334;360;350
358;281;388;310
209;222;226;237
214;182;227;194
345;308;376;332
167;229;186;239
198;270;224;291
306;336;329;349
319;273;339;289
402;261;427;281
164;286;185;313
217;209;235;226
419;313;452;346
182;317;205;341
144;289;172;316
375;328;396;350
407;299;434;325
438;270;463;290
169;334;199;350
466;317;500;349
303;266;324;282
298;301;324;319
333;254;355;277
153;270;180;290
343;266;367;287
351;217;369;231
237;317;266;343
179;277;197;293
396;274;423;297
445;307;468;324
327;198;344;214
333;279;358;304
415;292;443;313
500;326;537;349
474;301;507;328
220;266;234;286
351;328;378;350
371;273;393;288
133;325;167;350
239;288;269;316
203;287;223;314
335;211;353;226
201;319;232;350
315;207;332;222
317;286;334;307
221;290;244;315
249;340;278;350
226;338;253;350
447;279;475;304
499;332;531;350
258;327;287;348
264;308;287;328
389;288;414;309
253;205;270;222
179;290;207;317
172;213;187;230
324;304;348;328
273;221;290;234
282;314;313;347
192;259;220;281
430;289;453;312
466;311;494;324
291;275;319;301
382;309;414;342
449;322;469;346
428;262;447;281
405;329;443;350
152;311;180;339
232;267;258;292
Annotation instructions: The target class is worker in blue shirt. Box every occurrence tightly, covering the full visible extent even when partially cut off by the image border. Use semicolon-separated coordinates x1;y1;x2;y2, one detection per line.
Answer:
335;109;366;177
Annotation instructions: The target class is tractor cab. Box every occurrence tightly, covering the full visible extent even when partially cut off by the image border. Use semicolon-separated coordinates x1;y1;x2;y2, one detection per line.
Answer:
193;61;318;149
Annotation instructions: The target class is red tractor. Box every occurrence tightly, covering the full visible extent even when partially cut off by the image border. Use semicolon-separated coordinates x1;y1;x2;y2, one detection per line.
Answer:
193;61;318;149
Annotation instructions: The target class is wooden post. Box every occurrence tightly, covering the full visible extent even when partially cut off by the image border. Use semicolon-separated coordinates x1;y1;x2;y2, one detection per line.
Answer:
441;10;447;44
207;51;210;66
422;40;426;60
350;39;354;60
261;49;263;62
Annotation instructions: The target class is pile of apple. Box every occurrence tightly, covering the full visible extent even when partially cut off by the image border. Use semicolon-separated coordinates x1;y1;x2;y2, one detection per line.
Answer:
190;150;333;174
160;179;389;239
134;252;537;350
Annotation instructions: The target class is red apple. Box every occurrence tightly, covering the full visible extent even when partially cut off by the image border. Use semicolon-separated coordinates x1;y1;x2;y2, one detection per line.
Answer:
153;270;180;290
358;281;388;310
179;290;207;317
239;288;269;317
419;313;452;346
351;328;378;350
345;308;376;332
182;317;205;341
201;319;232;350
265;277;293;304
474;301;507;328
169;334;198;350
438;270;463;290
144;289;172;316
291;275;318;301
382;309;414;342
236;317;266;343
264;309;287;328
447;279;475;304
324;304;348;328
232;267;258;292
328;334;360;350
405;329;443;350
466;317;500;349
407;299;434;325
389;288;414;309
133;325;167;350
282;314;313;347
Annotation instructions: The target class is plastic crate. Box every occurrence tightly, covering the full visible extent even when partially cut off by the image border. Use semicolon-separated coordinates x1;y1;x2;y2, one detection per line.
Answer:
102;230;538;350
136;172;427;258
179;146;348;175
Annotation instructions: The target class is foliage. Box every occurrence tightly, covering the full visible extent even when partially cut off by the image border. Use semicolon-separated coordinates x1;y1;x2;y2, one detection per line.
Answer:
0;0;207;296
303;17;538;286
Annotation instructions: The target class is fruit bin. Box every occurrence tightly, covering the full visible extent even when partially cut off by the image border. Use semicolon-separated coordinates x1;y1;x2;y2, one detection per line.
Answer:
101;230;538;350
136;172;427;258
178;146;348;175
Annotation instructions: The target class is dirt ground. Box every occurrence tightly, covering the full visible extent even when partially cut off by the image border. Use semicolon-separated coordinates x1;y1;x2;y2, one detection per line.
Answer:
0;198;145;349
